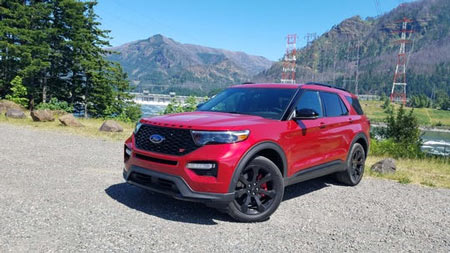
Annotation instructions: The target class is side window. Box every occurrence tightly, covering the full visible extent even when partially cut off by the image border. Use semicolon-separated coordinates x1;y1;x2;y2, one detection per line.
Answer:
345;96;364;115
320;92;347;117
339;97;349;115
296;91;323;117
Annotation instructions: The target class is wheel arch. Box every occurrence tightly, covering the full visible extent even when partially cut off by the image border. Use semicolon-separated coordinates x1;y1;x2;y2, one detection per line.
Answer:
228;141;287;193
349;132;369;159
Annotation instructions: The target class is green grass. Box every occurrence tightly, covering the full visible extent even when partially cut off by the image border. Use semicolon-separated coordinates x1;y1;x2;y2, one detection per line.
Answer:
0;111;134;141
365;155;450;188
360;100;450;127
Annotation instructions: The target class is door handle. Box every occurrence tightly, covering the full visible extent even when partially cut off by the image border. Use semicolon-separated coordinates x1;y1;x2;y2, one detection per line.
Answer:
348;118;353;123
319;122;326;129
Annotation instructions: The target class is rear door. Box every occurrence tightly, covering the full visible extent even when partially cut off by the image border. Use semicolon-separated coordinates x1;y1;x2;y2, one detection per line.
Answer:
319;91;351;162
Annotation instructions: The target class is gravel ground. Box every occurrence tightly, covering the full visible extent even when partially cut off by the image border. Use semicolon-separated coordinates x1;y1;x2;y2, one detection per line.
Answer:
0;123;449;252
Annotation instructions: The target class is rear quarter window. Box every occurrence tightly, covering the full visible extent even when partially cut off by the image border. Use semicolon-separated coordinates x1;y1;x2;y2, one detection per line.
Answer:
345;96;364;115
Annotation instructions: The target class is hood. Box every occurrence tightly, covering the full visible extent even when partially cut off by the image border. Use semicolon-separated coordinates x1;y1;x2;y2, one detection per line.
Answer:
141;111;274;130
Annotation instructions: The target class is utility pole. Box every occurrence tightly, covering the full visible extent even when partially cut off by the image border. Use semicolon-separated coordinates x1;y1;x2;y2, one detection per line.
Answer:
390;17;413;105
305;33;317;81
281;34;297;84
355;40;360;95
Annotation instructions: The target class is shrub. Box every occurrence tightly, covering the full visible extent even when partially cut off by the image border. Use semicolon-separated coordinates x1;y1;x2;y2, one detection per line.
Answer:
408;94;431;108
116;103;142;123
373;104;424;158
5;76;28;107
36;97;73;113
381;104;422;145
162;96;198;115
370;138;424;159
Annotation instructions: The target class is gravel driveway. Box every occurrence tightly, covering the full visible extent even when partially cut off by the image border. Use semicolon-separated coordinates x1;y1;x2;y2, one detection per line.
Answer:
0;123;449;252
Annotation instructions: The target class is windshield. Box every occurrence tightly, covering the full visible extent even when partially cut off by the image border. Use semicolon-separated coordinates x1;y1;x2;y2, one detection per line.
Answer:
197;87;297;120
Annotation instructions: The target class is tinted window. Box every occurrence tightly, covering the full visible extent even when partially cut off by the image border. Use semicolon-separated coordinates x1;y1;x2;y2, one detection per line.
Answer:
345;96;364;115
320;92;347;117
296;91;323;117
197;88;297;120
339;97;349;115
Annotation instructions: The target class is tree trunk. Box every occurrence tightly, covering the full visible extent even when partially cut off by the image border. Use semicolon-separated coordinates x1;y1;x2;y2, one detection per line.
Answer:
42;77;47;103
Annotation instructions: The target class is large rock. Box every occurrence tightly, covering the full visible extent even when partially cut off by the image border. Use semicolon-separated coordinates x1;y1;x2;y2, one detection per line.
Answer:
30;110;54;122
370;158;396;174
5;109;26;119
99;120;123;132
0;100;23;113
59;114;83;127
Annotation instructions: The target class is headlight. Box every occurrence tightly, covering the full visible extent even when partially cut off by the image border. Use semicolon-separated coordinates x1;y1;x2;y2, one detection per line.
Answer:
134;121;143;134
191;130;250;146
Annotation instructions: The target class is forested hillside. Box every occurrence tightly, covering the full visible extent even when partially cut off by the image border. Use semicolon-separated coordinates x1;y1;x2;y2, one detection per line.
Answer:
255;0;450;105
0;0;138;119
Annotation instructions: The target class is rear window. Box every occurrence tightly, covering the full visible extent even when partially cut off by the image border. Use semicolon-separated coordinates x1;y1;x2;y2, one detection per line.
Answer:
345;96;364;115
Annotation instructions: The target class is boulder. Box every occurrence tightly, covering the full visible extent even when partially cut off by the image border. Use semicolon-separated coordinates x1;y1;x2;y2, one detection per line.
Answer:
5;109;26;119
30;110;54;122
99;120;123;132
370;158;396;174
0;100;23;113
59;114;83;127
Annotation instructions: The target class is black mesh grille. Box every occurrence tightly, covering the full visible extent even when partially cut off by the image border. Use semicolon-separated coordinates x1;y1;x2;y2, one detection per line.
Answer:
135;124;199;156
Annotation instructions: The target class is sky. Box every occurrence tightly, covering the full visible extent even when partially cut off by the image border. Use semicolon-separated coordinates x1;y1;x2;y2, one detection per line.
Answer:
95;0;411;61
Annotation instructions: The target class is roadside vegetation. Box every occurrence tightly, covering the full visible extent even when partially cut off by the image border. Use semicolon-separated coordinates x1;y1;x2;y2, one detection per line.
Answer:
365;103;449;188
0;110;133;141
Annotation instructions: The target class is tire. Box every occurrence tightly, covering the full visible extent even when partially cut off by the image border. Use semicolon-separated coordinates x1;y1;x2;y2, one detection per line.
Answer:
336;143;366;186
227;156;284;222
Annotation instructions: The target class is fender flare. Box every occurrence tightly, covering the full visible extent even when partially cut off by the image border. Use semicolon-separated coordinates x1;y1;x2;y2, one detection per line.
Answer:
227;141;287;192
347;132;369;161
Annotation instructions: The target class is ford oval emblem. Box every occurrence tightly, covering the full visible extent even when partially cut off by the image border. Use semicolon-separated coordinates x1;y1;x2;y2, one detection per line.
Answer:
149;134;165;144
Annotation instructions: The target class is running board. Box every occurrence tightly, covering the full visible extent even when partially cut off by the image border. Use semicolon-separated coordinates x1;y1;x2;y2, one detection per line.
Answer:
284;160;346;186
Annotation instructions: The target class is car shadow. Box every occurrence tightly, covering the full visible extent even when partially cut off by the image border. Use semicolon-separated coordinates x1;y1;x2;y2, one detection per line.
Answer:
283;175;336;201
105;176;339;224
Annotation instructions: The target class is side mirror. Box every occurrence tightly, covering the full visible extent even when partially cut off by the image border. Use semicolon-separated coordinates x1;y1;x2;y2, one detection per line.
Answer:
293;108;319;120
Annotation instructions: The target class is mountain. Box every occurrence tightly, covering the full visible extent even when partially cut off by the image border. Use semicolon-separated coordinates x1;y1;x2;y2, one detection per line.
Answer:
107;34;272;95
255;0;450;97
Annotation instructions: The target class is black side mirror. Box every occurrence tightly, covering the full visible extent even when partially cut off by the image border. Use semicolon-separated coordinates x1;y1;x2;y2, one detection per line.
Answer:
293;108;319;120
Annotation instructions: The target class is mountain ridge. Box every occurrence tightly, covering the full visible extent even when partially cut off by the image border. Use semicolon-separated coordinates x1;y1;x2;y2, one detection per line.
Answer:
255;0;450;97
107;34;272;95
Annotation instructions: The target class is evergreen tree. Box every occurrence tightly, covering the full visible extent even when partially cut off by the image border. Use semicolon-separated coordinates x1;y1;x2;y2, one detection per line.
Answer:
5;75;28;106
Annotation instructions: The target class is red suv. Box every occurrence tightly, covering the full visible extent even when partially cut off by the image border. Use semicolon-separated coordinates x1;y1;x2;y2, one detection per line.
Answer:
123;82;370;222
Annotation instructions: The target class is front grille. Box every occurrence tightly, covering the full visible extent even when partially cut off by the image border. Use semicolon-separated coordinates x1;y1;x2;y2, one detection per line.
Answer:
135;124;199;156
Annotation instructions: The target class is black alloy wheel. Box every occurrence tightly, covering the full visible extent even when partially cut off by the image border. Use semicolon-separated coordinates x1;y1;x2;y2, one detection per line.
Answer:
227;156;283;222
336;143;366;186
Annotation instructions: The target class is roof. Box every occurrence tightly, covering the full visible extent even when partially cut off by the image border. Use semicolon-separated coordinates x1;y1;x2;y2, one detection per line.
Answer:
231;82;353;95
231;83;301;89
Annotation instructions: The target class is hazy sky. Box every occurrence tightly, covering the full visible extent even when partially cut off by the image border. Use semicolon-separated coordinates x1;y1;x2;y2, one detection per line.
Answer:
96;0;412;60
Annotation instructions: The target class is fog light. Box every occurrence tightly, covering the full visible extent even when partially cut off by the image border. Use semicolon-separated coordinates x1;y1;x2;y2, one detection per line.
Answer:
186;163;216;170
125;147;132;156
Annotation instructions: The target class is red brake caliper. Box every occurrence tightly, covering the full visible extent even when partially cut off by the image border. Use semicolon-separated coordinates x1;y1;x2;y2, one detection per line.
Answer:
257;174;268;197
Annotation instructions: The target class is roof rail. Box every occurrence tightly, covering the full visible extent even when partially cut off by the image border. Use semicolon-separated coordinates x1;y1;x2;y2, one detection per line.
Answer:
305;82;349;92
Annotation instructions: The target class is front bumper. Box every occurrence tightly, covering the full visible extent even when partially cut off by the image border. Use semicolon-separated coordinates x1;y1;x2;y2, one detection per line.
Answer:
123;165;234;208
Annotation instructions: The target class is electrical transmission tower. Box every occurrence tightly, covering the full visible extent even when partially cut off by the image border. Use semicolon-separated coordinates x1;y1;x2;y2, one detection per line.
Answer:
390;17;413;104
281;34;297;84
